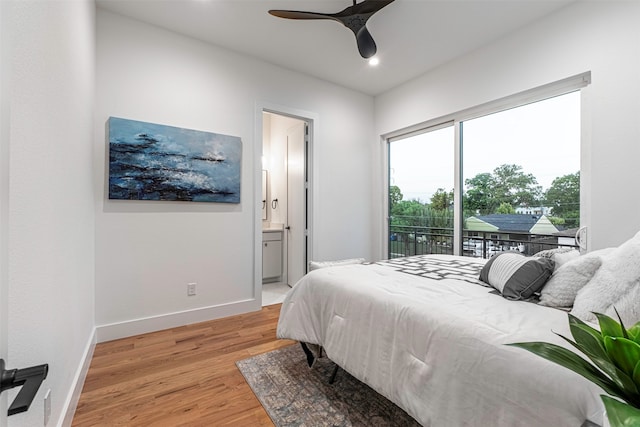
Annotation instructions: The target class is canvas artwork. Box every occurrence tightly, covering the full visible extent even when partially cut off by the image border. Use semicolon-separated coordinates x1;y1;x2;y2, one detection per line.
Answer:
108;117;241;203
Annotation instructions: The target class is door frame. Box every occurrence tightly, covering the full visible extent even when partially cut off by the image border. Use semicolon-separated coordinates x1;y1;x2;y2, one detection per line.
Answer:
1;0;10;419
254;102;317;304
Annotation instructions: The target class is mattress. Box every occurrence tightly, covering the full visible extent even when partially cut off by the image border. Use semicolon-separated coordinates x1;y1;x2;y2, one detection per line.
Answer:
276;254;604;426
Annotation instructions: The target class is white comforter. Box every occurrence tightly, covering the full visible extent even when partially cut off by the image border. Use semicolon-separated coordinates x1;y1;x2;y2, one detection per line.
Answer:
277;255;604;427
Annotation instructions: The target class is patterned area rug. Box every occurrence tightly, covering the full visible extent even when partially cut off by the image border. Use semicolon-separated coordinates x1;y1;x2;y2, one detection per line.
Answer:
236;344;421;427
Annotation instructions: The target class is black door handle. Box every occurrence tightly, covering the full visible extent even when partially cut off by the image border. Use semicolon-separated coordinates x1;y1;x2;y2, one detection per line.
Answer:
0;358;49;416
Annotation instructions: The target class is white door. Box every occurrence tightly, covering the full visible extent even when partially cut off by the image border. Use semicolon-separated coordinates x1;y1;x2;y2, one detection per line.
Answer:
286;122;307;286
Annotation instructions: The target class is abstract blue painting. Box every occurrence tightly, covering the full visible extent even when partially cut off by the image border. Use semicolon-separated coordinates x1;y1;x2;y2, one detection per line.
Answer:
108;117;241;203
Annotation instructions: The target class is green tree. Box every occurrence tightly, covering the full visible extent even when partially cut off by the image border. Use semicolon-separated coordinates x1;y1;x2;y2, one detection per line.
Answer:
464;164;542;215
545;172;580;227
548;216;566;226
391;199;427;226
389;185;403;207
430;188;453;211
388;184;430;228
492;164;542;208
423;205;454;244
389;187;455;254
496;202;515;214
464;172;494;214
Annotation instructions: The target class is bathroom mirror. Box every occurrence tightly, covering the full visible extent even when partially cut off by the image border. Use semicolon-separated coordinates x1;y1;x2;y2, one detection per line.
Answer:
262;170;268;220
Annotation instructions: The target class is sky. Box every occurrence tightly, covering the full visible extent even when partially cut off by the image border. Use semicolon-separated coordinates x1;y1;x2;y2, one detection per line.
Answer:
389;91;580;203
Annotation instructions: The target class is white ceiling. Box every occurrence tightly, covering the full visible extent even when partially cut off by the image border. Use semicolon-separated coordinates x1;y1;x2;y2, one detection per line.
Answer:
96;0;575;96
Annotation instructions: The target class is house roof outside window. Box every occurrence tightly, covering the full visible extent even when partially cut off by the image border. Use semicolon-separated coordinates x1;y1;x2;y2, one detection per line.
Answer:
466;214;559;235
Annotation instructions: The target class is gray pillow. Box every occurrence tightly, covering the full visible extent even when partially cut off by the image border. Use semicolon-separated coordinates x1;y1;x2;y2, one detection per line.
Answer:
539;254;602;308
479;252;554;300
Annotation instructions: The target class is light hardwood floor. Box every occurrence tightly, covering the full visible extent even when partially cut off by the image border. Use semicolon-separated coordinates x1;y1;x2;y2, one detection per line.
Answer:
72;304;294;426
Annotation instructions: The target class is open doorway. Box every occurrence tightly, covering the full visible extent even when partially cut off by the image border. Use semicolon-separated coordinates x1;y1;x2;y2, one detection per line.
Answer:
261;111;310;306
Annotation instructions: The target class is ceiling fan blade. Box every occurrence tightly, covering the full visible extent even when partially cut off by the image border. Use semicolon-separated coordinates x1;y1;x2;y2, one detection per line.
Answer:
268;10;335;21
269;1;395;59
355;26;377;59
335;0;395;18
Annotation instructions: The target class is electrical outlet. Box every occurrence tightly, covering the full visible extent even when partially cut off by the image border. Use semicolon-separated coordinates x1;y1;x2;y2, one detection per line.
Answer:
44;389;51;426
187;283;196;296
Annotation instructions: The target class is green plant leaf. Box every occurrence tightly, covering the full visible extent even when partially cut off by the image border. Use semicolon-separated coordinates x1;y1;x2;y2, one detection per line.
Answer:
613;307;630;340
567;314;612;367
569;312;600;331
602;337;640;407
596;312;625;338
569;323;607;359
605;337;640;380
569;314;606;346
634;360;640;387
508;341;623;399
629;323;640;345
568;313;640;399
555;332;638;401
601;395;640;427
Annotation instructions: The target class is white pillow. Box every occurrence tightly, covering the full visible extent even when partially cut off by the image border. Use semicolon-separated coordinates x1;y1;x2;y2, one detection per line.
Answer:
551;250;580;271
539;253;602;308
571;231;640;322
604;280;640;326
308;258;365;271
535;248;580;272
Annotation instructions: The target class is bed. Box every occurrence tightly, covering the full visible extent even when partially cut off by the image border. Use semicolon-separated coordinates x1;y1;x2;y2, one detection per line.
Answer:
276;254;606;427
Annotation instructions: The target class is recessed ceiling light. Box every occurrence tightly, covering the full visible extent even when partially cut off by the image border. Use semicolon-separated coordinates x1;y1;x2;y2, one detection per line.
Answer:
369;57;380;66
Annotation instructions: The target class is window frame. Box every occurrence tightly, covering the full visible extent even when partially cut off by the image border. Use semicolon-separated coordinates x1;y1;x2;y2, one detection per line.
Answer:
382;72;591;257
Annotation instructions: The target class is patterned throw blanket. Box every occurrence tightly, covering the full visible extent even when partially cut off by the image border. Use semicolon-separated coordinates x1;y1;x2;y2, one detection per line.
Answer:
373;254;549;303
373;254;487;286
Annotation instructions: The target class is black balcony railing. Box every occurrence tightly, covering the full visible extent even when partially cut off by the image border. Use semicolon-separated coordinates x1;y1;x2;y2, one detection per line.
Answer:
389;223;577;259
389;225;454;258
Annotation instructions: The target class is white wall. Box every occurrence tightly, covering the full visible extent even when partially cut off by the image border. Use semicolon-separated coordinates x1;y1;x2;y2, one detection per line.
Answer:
3;1;96;426
374;1;640;255
95;10;375;340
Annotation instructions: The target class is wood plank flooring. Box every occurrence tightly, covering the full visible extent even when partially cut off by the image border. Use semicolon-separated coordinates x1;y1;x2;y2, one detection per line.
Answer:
72;304;295;427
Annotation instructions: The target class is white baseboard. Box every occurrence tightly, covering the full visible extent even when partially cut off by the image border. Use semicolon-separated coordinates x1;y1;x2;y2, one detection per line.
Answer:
59;328;97;427
95;299;261;343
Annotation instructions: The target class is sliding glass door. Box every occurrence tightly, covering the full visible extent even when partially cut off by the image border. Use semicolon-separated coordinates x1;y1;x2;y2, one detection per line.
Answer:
462;92;580;257
387;89;581;259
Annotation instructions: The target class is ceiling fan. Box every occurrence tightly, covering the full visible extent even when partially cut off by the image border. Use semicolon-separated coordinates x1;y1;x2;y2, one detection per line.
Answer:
268;0;395;59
